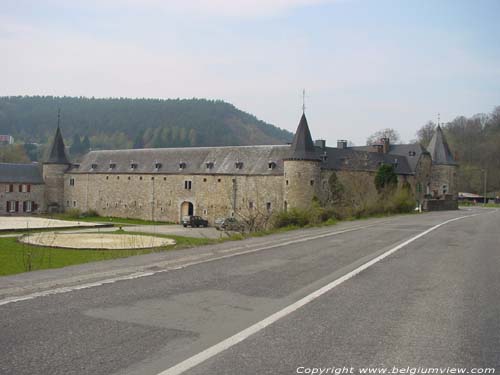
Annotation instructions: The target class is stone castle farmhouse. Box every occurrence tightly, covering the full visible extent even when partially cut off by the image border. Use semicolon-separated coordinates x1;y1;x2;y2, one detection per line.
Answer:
0;113;458;223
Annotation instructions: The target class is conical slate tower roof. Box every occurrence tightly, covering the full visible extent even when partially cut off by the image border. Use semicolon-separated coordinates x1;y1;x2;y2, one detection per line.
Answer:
426;125;456;165
286;113;320;161
45;126;70;164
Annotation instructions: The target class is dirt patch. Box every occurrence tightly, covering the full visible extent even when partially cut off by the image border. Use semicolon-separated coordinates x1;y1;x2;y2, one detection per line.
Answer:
19;232;176;250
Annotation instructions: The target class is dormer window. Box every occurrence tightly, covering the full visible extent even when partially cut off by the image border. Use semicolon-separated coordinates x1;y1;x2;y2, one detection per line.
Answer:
72;163;80;169
130;162;138;170
109;162;116;169
408;151;416;157
154;162;162;170
206;161;214;169
91;163;98;170
179;161;186;170
321;152;328;161
268;161;276;170
235;161;244;169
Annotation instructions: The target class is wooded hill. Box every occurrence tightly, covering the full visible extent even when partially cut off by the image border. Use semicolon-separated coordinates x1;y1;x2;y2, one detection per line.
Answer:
0;96;293;158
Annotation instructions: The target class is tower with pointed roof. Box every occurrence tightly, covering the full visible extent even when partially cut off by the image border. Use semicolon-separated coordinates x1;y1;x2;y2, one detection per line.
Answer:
283;113;321;210
43;111;71;212
426;125;458;198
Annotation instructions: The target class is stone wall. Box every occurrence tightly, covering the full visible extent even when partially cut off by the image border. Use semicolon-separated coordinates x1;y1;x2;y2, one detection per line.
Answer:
0;183;45;214
64;173;284;224
284;160;321;210
429;164;458;198
43;163;70;212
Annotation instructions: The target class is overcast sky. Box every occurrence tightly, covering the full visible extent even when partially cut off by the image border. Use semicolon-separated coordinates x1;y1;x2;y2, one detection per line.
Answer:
2;0;500;145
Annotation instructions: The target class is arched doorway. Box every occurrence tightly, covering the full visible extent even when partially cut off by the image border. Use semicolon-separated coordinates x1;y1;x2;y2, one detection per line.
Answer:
180;201;194;219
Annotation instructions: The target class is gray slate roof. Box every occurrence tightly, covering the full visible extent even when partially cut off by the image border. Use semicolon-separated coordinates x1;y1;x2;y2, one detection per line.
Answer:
286;114;320;161
71;143;413;176
320;147;413;175
0;163;44;184
426;126;456;165
71;145;291;175
45;126;70;164
351;143;427;173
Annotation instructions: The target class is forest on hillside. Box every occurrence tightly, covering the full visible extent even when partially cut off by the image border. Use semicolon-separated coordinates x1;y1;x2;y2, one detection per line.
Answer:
417;106;500;195
0;96;293;160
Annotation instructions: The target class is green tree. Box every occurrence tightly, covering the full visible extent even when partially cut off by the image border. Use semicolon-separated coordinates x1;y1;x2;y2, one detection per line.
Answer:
375;164;398;193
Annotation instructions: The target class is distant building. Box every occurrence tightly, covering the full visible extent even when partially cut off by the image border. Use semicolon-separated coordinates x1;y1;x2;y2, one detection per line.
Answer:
0;135;14;145
0;111;459;219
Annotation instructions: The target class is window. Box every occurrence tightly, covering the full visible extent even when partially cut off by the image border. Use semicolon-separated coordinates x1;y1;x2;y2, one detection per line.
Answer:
24;201;33;213
19;184;30;193
163;177;167;181
284;201;288;212
128;176;131;180
91;163;98;170
179;162;186;169
203;209;208;215
268;161;276;170
69;178;75;186
130;162;138;170
6;201;17;213
217;178;221;183
106;176;109;180
154;162;162;169
139;176;143;180
117;176;120;180
286;180;289;186
73;201;76;207
266;202;272;212
442;184;448;194
206;162;214;169
310;180;314;186
151;177;154;180
109;163;116;169
249;201;254;209
184;180;192;190
67;200;70;207
235;161;244;169
203;178;207;182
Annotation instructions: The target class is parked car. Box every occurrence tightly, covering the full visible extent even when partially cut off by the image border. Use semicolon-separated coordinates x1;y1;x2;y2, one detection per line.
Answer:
215;217;245;232
182;215;208;228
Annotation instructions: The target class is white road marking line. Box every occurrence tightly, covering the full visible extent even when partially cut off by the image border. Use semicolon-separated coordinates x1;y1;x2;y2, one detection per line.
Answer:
158;213;480;375
0;222;386;307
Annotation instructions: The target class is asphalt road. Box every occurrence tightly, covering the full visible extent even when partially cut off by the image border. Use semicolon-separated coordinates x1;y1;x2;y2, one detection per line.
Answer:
1;208;499;375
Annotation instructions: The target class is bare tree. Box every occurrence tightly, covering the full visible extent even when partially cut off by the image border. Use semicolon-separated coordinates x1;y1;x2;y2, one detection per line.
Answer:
366;128;401;145
416;121;436;148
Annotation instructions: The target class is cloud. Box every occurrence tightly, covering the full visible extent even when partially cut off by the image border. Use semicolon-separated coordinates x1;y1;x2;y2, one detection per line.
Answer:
53;0;336;18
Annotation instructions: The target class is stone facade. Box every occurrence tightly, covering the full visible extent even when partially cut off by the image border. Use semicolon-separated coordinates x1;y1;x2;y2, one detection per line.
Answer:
0;182;45;214
64;172;284;223
43;163;70;212
429;164;458;198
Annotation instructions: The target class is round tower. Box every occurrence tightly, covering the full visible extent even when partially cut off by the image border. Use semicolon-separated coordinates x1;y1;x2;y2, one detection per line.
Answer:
43;114;70;213
284;113;321;210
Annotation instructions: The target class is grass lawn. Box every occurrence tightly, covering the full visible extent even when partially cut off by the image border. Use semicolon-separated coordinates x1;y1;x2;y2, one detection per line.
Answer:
42;213;173;226
0;233;217;276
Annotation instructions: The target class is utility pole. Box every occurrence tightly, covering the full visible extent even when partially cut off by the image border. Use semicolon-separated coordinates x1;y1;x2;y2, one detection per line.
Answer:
483;169;488;206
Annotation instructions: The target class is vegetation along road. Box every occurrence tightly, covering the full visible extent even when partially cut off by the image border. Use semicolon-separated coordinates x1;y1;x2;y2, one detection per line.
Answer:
0;207;499;375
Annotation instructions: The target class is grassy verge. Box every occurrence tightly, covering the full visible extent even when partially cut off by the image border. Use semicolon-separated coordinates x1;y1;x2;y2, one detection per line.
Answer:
41;213;173;226
0;232;215;276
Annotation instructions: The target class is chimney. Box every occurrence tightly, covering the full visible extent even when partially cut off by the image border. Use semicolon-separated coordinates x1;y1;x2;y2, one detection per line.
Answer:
381;137;390;154
315;139;326;150
337;140;348;149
